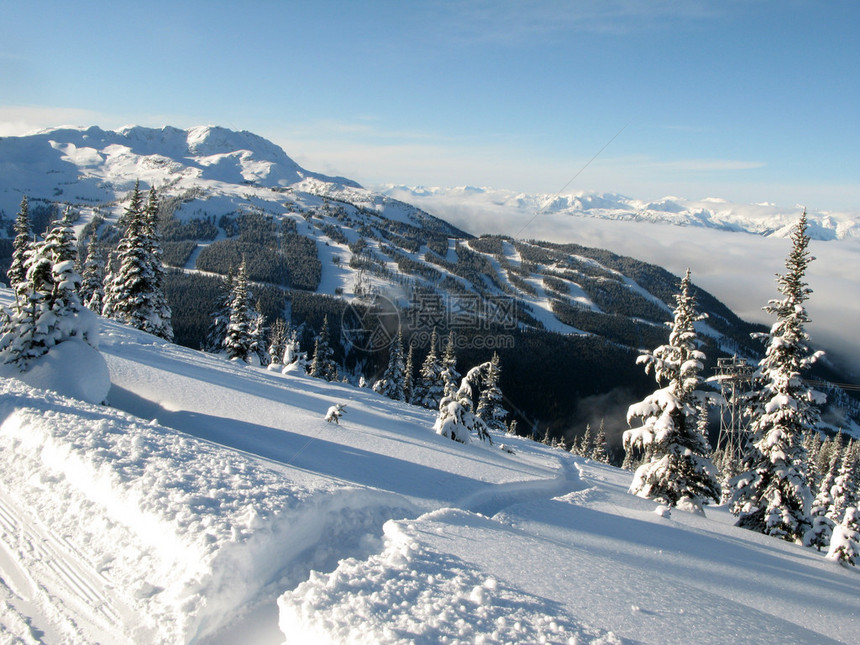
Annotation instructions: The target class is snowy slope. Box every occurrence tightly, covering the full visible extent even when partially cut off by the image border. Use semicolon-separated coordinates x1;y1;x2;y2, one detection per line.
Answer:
1;288;858;644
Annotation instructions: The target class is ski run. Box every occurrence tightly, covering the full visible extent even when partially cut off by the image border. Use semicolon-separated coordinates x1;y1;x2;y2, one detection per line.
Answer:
0;294;858;644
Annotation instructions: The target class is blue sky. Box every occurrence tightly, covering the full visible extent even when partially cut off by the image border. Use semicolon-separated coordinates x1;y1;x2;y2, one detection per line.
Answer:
1;0;857;209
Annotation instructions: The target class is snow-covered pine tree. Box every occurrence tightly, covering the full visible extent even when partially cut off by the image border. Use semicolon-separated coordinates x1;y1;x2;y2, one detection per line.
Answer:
309;315;338;381
79;236;105;313
267;318;288;368
807;447;841;551
223;260;256;363
248;299;268;366
624;268;720;513
826;506;859;566
579;424;594;459
373;327;406;401
0;215;94;368
440;330;460;398
6;196;31;301
434;362;492;444
827;442;859;526
141;187;173;341
204;270;234;352
731;213;824;542
815;434;840;490
592;419;609;464
621;445;635;471
804;431;824;493
475;351;508;433
403;342;415;404
413;328;444;409
282;324;307;371
102;181;173;340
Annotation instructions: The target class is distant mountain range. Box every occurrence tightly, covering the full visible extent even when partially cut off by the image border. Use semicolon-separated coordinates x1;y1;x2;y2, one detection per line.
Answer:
378;185;860;241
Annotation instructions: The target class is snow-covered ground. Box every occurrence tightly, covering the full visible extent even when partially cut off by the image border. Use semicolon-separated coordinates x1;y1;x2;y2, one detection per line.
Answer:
1;291;858;643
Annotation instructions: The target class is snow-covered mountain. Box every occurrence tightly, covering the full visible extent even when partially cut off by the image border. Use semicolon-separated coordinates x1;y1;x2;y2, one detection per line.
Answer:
0;125;460;236
1;124;856;427
378;185;860;241
1;294;857;644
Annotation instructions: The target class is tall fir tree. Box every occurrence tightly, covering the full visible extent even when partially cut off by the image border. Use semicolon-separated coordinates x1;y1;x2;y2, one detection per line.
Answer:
624;269;720;512
102;181;173;341
807;447;841;551
827;443;859;526
79;236;105;313
579;424;594;458
309;315;338;381
403;342;415;404
731;213;824;543
141;187;173;341
223;260;255;362
440;330;461;398
267;318;289;368
204;270;234;352
7;196;32;301
475;351;508;433
413;328;444;409
373;327;406;401
248;299;268;366
592;419;609;464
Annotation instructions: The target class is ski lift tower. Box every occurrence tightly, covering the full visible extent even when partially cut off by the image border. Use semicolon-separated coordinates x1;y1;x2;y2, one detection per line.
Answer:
713;355;754;466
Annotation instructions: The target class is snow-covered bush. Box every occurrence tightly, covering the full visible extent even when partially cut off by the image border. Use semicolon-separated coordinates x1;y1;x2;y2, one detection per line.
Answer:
826;507;859;566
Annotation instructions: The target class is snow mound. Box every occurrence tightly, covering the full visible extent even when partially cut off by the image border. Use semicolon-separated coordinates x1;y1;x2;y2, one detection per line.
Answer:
0;379;412;643
0;337;110;404
278;510;619;645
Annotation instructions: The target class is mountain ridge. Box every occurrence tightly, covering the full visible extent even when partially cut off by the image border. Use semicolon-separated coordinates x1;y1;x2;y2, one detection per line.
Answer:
378;184;860;241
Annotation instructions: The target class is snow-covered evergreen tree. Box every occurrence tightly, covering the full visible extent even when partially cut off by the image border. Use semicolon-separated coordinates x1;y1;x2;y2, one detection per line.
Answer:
440;331;461;398
804;431;824;493
223;261;256;363
579;424;594;458
827;443;858;526
141;187;173;341
413;328;444;409
309;315;338;381
204;271;234;353
102;182;173;341
0;215;95;368
403;342;415;404
592;419;609;464
624;269;720;512
79;236;105;313
248;300;268;366
267;318;288;368
814;435;840;490
373;328;406;401
6;196;31;300
731;213;823;542
282;324;307;372
434;362;492;444
807;447;841;551
475;352;508;433
826;506;859;567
